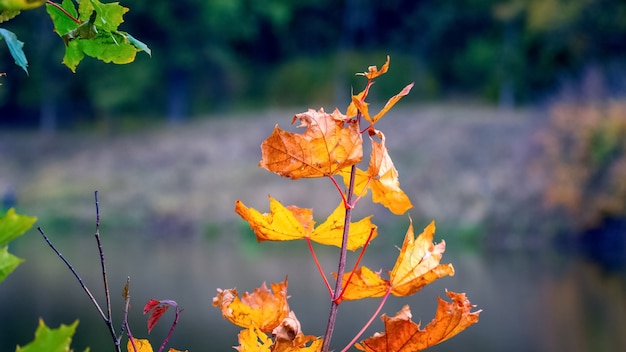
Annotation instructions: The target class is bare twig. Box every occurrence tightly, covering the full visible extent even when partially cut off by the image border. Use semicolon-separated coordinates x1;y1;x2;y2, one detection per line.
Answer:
38;191;122;352
122;277;137;352
93;191;119;348
38;227;108;320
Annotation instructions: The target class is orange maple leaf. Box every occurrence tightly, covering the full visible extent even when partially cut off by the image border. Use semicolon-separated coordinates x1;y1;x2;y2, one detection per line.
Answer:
338;220;454;300
213;278;290;333
235;196;377;250
339;131;412;215
355;291;481;351
259;108;362;179
351;83;414;125
126;338;187;352
357;55;390;80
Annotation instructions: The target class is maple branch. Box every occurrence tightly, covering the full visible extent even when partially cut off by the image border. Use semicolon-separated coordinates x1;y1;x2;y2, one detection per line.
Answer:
306;238;333;296
46;0;81;24
341;286;393;352
322;160;358;351
122;277;137;352
335;227;375;303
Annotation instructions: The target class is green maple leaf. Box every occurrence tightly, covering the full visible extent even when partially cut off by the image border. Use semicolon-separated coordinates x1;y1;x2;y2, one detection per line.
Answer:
0;208;36;282
15;319;88;352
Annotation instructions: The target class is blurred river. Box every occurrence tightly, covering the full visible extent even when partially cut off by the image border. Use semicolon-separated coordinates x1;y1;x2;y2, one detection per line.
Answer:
1;225;624;352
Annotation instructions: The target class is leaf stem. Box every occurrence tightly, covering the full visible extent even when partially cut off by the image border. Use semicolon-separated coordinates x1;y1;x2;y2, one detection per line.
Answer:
46;0;81;24
158;307;182;352
335;227;375;303
306;238;333;296
327;175;349;209
340;286;392;352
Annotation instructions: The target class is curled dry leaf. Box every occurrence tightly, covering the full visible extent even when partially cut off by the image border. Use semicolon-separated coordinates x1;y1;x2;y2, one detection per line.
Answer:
235;196;377;250
213;278;290;333
259;108;362;179
357;55;390;80
339;130;412;215
356;291;481;351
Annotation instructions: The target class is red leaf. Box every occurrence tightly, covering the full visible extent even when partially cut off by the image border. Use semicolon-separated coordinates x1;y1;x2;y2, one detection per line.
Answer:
143;299;177;333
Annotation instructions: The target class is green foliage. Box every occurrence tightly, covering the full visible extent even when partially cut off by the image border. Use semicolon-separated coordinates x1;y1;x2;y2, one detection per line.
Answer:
0;208;36;282
45;0;150;72
1;0;149;74
15;319;85;352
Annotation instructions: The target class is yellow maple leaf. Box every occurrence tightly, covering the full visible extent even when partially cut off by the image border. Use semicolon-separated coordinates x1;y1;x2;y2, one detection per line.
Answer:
336;266;389;301
235;327;273;352
389;220;455;296
126;338;187;352
235;196;377;250
338;220;453;300
213;279;290;333
259;108;362;179
356;292;481;351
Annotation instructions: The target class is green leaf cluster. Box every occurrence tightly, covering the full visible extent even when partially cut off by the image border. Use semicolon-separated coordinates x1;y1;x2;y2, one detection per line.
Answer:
46;0;150;72
0;208;36;282
1;0;149;75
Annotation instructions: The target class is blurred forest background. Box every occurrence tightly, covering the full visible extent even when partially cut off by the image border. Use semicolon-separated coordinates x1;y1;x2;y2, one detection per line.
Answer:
1;0;625;128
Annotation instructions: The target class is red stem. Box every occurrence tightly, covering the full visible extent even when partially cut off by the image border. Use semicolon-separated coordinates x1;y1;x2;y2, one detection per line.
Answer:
306;238;333;296
327;175;350;209
334;227;375;303
340;286;392;352
158;308;181;352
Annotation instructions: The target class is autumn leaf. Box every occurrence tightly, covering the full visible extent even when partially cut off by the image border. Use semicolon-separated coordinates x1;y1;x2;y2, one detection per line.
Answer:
235;197;377;250
126;338;187;352
259;108;362;179
367;130;412;214
235;313;323;352
338;220;454;300
356;291;480;351
213;278;290;333
357;55;390;80
236;327;273;352
389;220;454;297
335;266;389;300
339;130;412;215
143;299;178;334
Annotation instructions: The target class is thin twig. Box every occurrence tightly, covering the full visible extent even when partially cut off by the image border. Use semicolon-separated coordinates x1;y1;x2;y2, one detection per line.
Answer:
38;227;108;320
122;277;137;352
93;191;117;345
